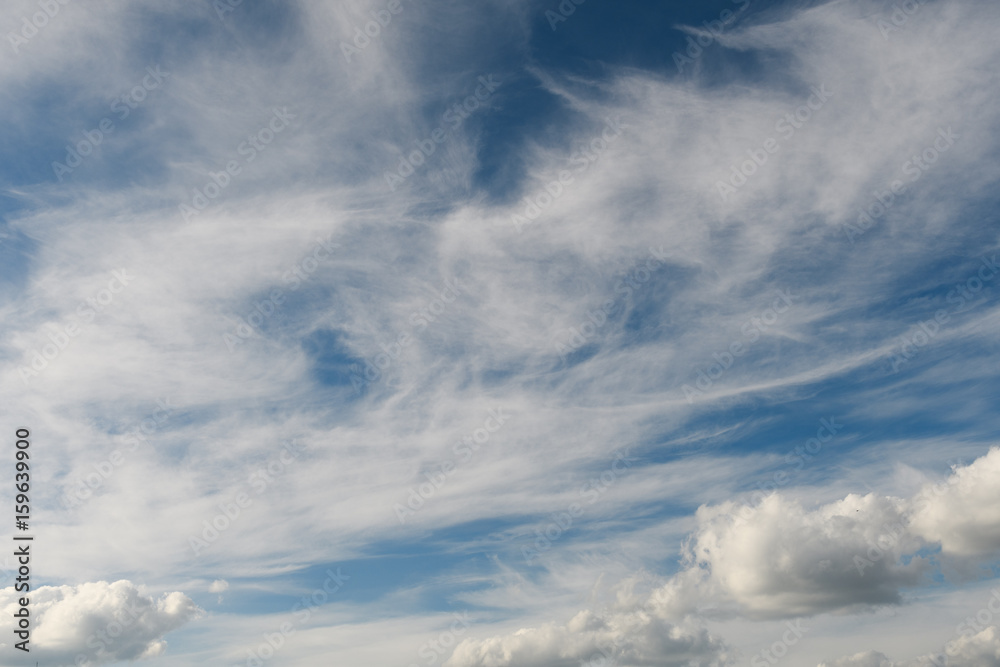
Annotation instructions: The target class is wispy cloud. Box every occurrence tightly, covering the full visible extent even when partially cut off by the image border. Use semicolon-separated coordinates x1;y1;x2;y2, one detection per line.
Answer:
1;0;999;664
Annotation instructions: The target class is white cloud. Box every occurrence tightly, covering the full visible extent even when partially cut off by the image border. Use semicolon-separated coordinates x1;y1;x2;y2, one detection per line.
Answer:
821;625;1000;667
927;626;1000;667
468;444;1000;667
0;580;202;664
209;579;229;593
444;607;733;667
818;650;892;667
671;492;924;618
1;0;999;664
643;449;1000;621
909;447;1000;557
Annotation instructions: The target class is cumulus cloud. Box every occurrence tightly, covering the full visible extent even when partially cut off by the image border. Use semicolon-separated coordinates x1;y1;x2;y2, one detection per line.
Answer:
909;447;1000;557
820;625;1000;667
209;578;229;603
469;448;1000;667
928;626;1000;667
2;0;1000;663
444;607;733;667
0;580;202;664
818;650;892;667
645;448;1000;621
671;492;924;618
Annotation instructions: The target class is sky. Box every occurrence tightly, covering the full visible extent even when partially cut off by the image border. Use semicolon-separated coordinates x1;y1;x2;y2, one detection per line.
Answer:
0;0;999;665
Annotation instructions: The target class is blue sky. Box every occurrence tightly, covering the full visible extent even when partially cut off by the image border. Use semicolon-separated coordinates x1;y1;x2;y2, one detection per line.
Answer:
2;0;1000;665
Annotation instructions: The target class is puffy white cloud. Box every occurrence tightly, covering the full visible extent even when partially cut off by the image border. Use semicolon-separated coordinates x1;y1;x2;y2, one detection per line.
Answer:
1;0;999;663
444;606;733;667
208;579;229;593
661;492;925;619
821;625;1000;667
817;650;892;667
441;448;1000;666
909;448;1000;557
645;449;1000;620
930;625;1000;667
0;580;202;664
